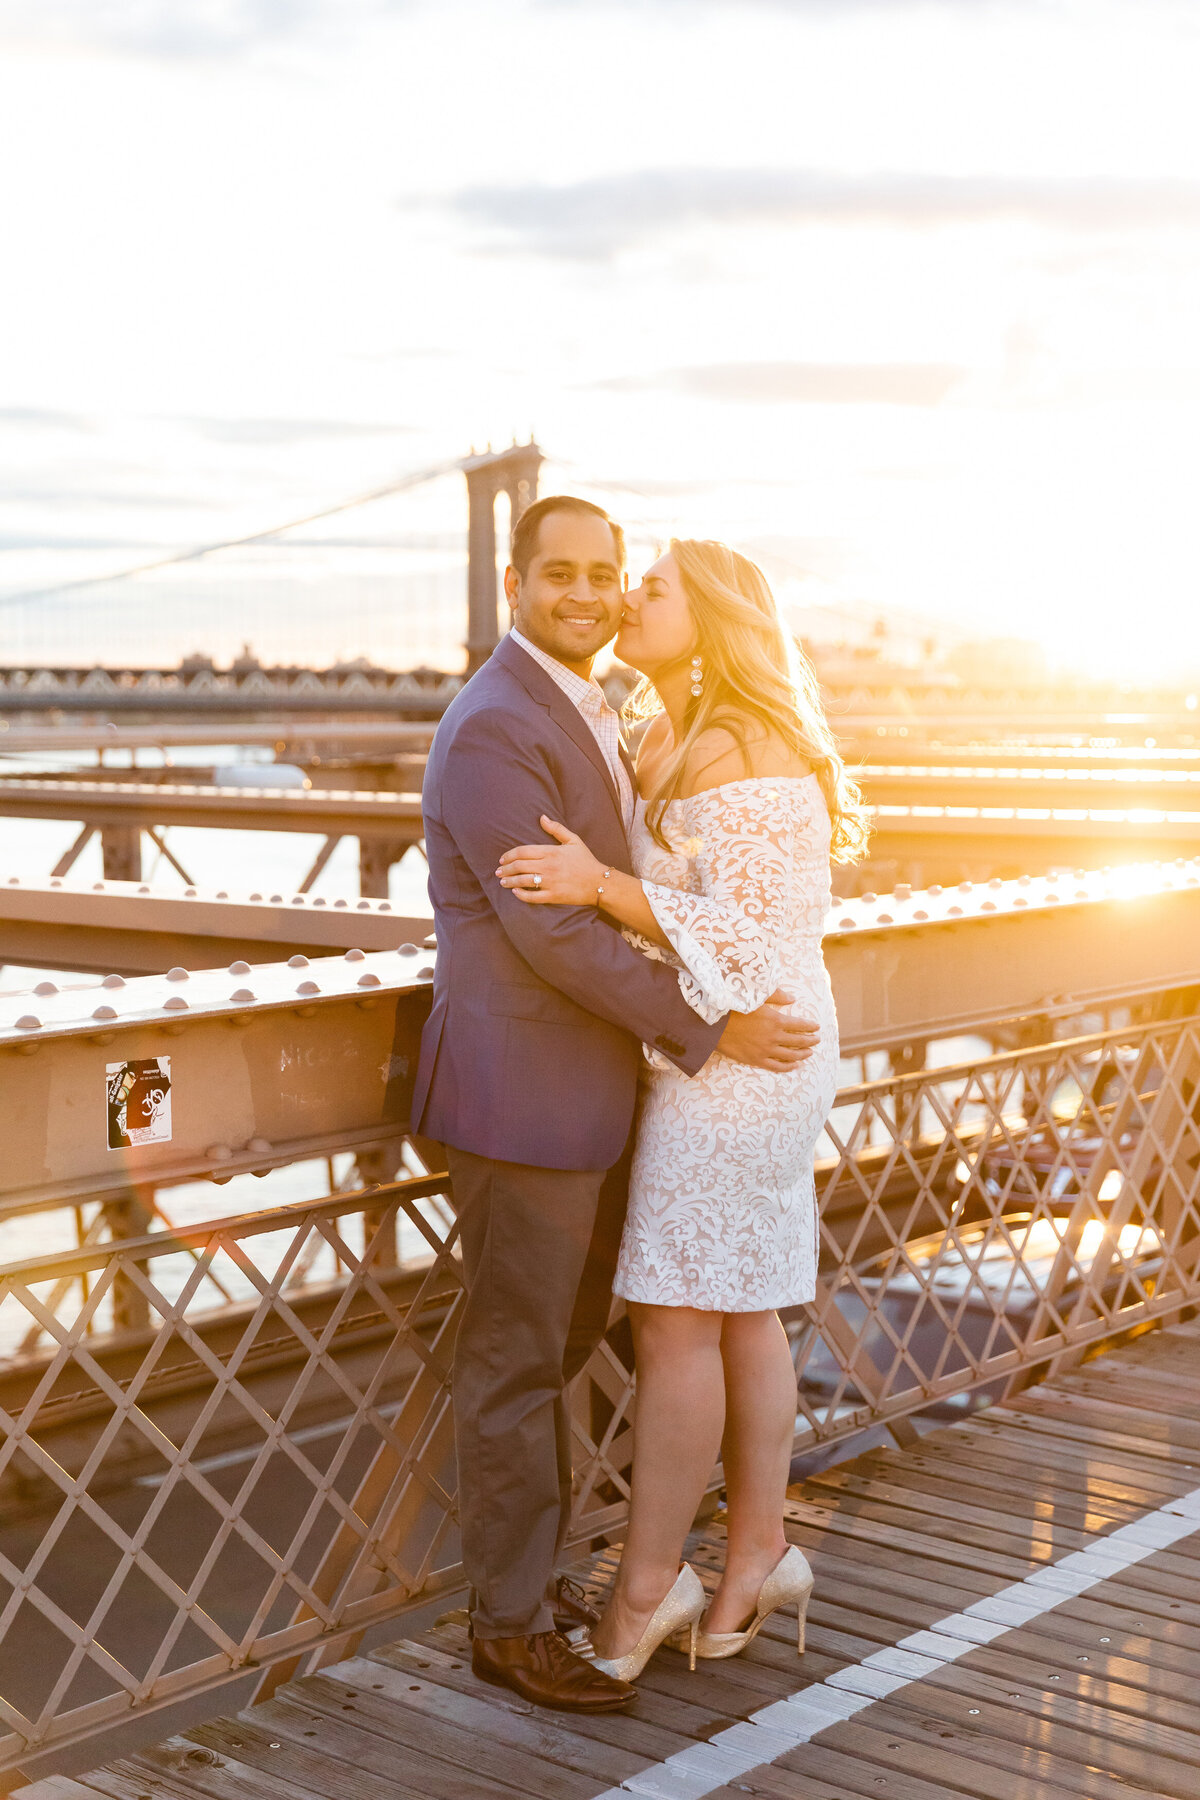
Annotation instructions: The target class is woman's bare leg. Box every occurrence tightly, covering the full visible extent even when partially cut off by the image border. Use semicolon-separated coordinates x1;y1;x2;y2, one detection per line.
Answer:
703;1309;795;1635
591;1302;725;1659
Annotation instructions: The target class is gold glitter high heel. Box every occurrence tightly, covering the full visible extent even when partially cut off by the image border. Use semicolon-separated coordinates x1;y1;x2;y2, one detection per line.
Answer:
584;1564;706;1679
688;1545;814;1660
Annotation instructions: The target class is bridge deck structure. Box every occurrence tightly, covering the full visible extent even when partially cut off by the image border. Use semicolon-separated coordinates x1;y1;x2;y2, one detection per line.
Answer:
21;1321;1200;1800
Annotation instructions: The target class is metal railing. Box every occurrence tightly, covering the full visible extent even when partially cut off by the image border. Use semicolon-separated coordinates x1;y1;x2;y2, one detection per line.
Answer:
2;989;1199;1771
0;872;1197;1767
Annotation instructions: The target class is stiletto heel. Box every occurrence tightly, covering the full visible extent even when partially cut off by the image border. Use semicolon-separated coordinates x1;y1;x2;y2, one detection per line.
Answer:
584;1564;706;1682
692;1545;815;1662
688;1618;698;1672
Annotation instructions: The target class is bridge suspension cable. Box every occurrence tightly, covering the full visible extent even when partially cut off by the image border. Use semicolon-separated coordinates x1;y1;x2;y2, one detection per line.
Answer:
0;456;464;611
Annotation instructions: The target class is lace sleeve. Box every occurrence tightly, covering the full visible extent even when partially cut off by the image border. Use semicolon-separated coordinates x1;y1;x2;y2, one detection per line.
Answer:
641;785;802;1019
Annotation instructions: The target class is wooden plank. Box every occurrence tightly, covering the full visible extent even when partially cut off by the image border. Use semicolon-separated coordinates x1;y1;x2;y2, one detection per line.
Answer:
805;1466;1112;1551
819;1699;1164;1800
369;1635;697;1767
322;1654;648;1789
980;1401;1200;1474
276;1669;605;1799
191;1698;527;1800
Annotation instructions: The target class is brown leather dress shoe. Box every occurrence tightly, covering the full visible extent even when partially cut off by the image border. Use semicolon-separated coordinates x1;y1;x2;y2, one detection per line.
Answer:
472;1630;636;1713
551;1573;601;1632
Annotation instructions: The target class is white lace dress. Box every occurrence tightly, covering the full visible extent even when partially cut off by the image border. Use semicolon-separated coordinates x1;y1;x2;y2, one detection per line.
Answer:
614;776;838;1312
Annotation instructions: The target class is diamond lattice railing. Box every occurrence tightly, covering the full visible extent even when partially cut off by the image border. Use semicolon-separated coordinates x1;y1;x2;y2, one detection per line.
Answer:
2;1010;1200;1768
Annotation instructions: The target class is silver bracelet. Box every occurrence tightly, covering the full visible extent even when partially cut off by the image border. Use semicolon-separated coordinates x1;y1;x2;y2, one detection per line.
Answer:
596;868;612;903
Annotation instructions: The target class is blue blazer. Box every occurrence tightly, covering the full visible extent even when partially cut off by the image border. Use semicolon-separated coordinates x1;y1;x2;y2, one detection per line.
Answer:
412;633;726;1170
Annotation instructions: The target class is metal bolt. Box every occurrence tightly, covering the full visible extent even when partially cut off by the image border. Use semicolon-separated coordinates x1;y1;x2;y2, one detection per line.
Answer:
228;961;252;976
288;954;309;968
357;899;371;910
92;1005;118;1021
166;966;190;982
344;947;366;962
296;980;320;996
207;1144;233;1162
184;887;198;898
33;981;58;996
101;973;126;988
14;1014;41;1030
312;897;327;907
230;988;255;1003
163;995;189;1010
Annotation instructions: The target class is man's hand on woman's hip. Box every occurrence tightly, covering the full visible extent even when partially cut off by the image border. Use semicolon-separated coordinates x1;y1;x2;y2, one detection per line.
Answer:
718;991;819;1071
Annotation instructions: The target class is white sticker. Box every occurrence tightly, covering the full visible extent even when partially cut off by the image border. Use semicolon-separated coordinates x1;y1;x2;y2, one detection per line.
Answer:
107;1057;172;1149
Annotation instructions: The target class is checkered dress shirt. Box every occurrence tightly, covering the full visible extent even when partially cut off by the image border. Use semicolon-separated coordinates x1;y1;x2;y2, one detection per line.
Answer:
509;628;636;836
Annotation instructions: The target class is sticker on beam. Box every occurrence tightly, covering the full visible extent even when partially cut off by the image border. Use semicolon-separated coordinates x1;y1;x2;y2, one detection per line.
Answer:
106;1057;172;1148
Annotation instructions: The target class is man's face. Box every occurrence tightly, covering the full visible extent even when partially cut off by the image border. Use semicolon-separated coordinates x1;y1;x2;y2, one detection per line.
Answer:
504;509;625;674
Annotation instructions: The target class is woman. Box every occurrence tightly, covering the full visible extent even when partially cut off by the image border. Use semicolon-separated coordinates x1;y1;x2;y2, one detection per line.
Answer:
497;538;869;1677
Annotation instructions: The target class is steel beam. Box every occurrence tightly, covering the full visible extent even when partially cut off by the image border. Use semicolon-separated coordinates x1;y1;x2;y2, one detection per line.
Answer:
0;875;433;975
4;860;1200;1212
827;860;1200;1050
0;776;424;840
0;947;434;1211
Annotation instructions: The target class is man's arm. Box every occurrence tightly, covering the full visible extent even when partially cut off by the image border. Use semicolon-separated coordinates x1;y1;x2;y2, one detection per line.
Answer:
436;711;725;1074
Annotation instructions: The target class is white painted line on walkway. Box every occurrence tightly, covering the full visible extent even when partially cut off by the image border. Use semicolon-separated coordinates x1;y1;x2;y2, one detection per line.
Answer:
590;1485;1200;1800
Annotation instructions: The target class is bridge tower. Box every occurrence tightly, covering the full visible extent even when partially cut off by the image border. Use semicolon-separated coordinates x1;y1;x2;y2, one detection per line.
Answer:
463;440;543;674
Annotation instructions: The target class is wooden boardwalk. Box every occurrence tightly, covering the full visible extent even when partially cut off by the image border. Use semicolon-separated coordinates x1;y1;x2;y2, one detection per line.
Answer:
24;1319;1200;1800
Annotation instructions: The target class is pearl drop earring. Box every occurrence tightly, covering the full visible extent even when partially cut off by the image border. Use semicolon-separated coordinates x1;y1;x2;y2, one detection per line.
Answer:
690;653;704;699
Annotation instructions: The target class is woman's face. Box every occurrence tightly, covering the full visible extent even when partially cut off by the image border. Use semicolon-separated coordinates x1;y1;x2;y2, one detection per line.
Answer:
614;552;696;676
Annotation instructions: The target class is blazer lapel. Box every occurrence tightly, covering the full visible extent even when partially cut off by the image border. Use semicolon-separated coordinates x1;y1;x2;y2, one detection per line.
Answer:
495;634;627;831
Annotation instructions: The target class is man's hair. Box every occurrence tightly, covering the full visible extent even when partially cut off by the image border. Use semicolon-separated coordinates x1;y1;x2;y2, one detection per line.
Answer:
509;494;626;580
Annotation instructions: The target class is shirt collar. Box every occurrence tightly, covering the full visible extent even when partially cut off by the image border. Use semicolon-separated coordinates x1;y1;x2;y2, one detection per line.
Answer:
508;628;606;712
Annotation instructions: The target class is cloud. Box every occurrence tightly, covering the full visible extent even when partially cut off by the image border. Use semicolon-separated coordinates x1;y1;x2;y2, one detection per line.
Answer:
1;0;409;57
434;167;1200;259
597;361;966;406
0;406;93;432
180;415;417;444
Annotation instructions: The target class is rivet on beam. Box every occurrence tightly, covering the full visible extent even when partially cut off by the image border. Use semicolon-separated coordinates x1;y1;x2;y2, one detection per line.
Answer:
34;981;58;996
102;974;126;988
357;972;382;988
344;948;366;962
166;967;190;982
92;1005;118;1021
288;954;309;968
230;988;255;1003
163;995;189;1011
229;962;252;976
14;1014;41;1030
296;980;320;995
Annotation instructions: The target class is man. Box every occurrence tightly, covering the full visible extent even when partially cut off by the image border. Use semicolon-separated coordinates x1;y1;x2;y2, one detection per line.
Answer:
413;495;818;1713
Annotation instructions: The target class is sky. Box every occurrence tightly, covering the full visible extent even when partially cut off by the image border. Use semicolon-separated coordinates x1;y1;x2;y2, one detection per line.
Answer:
0;0;1198;675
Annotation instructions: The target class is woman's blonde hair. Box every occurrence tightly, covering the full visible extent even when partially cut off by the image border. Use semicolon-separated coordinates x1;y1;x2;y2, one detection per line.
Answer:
624;538;871;863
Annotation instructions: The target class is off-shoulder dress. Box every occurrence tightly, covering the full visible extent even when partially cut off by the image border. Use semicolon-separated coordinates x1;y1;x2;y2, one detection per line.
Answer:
615;776;838;1312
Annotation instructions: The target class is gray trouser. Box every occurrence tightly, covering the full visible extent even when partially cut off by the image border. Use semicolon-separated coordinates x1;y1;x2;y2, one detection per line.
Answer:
446;1142;629;1640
